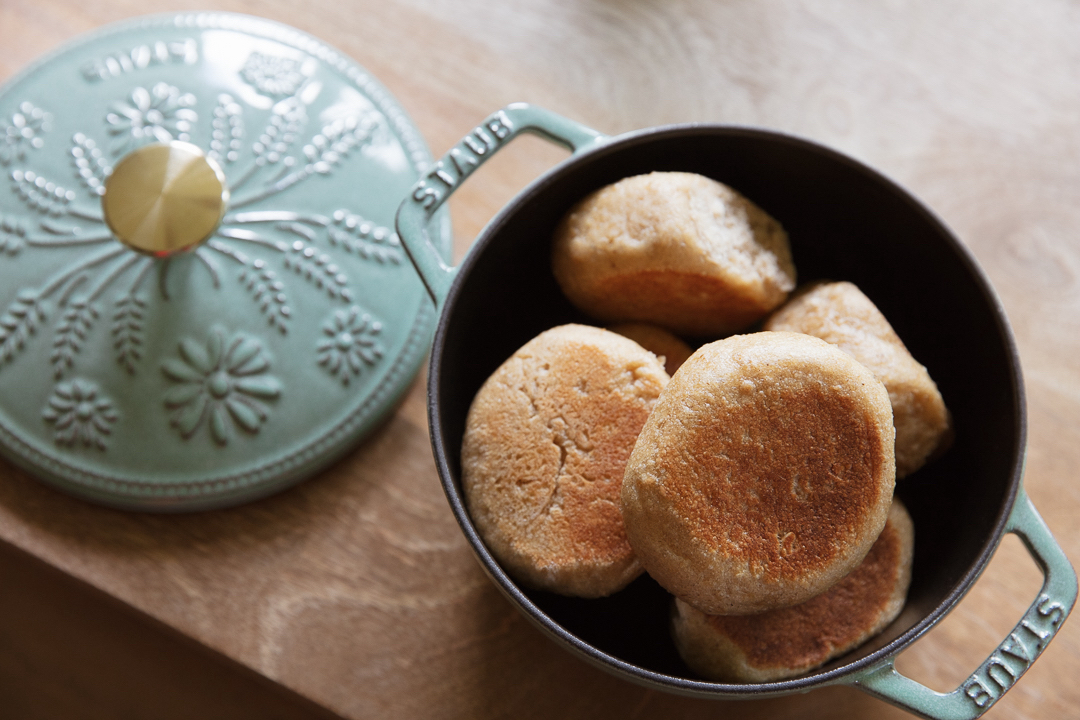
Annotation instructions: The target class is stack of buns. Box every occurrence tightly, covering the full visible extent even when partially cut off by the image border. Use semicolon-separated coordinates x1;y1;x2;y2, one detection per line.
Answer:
461;171;946;681
621;331;897;617
672;499;914;681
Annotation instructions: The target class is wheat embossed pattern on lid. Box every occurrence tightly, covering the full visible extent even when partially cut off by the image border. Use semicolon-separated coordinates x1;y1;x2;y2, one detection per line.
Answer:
0;45;401;444
0;12;446;508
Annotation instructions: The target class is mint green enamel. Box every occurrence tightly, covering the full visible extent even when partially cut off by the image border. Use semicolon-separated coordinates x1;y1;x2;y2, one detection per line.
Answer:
395;102;605;308
0;13;451;510
849;486;1078;719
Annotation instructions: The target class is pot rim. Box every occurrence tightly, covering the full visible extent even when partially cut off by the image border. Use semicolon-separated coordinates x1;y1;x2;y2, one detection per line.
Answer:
424;120;1027;696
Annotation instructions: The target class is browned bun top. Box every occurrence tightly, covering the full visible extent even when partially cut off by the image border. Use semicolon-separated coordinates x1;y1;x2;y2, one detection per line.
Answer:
608;322;695;376
552;172;796;336
672;498;915;682
764;281;950;477
461;324;669;598
622;331;896;615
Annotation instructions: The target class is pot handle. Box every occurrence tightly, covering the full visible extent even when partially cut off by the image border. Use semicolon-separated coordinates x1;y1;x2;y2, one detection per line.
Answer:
850;487;1077;719
395;103;606;308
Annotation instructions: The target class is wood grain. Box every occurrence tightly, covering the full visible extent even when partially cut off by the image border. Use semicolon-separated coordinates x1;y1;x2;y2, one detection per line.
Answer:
1;1;1078;718
0;540;346;720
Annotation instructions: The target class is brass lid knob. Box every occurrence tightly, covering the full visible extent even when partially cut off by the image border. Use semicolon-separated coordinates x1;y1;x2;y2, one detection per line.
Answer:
102;141;228;256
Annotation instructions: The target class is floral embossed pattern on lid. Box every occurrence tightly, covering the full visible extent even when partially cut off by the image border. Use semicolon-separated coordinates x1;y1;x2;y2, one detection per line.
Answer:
0;12;451;510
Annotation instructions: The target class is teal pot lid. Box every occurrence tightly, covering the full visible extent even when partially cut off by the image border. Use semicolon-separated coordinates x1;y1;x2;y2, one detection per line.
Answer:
0;13;451;511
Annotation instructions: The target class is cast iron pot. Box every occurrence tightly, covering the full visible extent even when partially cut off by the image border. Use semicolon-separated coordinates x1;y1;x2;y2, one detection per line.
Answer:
395;104;1076;718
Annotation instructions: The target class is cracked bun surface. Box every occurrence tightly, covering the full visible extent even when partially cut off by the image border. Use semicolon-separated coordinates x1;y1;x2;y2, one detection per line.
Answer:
551;172;796;336
764;281;950;478
672;499;914;682
461;324;669;598
622;331;896;615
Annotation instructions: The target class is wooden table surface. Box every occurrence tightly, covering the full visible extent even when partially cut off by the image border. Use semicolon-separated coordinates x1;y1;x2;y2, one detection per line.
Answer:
1;1;1078;718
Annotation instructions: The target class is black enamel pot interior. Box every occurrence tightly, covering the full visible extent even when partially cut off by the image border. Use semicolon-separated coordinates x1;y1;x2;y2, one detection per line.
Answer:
394;104;1075;716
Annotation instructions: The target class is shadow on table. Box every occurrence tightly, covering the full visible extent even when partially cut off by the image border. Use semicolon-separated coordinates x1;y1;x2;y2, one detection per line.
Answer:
0;538;345;720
